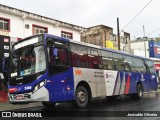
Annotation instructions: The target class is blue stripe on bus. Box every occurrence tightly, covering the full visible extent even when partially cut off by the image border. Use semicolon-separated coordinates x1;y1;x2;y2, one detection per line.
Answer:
45;67;74;102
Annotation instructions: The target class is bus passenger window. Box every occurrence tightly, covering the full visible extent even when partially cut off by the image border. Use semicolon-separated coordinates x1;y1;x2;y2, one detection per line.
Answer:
47;38;70;75
88;49;102;69
53;47;59;64
112;53;124;71
70;44;88;68
102;57;114;70
101;50;114;70
123;62;131;72
52;47;69;66
123;55;134;72
145;60;155;73
132;58;146;73
47;39;69;67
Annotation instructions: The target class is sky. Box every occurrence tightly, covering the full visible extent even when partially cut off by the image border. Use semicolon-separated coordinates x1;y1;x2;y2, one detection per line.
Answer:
0;0;159;40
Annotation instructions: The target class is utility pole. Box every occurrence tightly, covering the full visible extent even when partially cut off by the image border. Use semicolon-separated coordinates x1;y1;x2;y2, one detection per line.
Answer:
143;25;146;57
117;17;120;50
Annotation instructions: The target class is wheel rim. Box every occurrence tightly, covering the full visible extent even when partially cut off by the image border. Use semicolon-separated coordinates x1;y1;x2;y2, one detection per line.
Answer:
138;86;142;97
77;91;86;103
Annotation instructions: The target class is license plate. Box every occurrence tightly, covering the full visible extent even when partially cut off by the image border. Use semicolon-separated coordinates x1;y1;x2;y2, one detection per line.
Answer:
16;94;24;100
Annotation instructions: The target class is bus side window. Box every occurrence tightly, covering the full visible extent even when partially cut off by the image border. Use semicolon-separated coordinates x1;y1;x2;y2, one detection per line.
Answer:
53;47;60;65
70;43;88;68
123;62;131;72
132;57;146;73
88;48;102;69
112;53;124;71
144;60;150;73
101;50;114;70
51;47;69;66
145;60;156;74
47;38;70;75
123;55;134;72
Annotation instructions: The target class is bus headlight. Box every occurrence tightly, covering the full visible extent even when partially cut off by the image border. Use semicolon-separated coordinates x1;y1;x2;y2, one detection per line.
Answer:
33;80;46;93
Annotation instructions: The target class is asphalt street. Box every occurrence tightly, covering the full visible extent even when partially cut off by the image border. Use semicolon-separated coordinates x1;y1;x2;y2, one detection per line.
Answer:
3;91;160;120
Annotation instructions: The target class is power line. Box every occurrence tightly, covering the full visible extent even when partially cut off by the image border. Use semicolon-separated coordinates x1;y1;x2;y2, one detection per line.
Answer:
123;0;153;30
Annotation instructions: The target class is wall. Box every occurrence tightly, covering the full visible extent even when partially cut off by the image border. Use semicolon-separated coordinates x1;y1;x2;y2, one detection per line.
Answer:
131;41;149;58
81;25;113;47
81;25;131;53
0;11;82;41
0;12;24;38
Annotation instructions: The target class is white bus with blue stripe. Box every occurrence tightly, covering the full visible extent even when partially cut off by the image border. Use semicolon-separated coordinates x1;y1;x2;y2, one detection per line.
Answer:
7;33;158;108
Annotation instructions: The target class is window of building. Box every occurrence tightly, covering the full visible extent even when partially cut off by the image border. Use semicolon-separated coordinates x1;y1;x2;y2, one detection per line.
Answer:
61;31;73;39
0;17;10;31
110;34;116;41
32;24;48;35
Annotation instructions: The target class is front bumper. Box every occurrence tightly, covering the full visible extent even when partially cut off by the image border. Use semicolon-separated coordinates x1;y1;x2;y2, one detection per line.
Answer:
9;86;49;103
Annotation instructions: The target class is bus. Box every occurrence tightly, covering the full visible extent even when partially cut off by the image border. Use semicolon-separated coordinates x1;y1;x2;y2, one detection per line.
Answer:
5;33;158;108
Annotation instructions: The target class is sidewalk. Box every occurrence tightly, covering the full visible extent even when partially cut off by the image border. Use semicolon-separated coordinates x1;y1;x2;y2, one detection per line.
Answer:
0;90;8;102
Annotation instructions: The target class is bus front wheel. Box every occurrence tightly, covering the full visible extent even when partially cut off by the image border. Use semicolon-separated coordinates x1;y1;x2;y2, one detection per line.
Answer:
42;102;56;108
74;86;89;108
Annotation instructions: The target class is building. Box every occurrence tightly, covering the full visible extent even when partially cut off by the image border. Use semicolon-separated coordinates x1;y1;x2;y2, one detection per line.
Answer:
0;4;132;52
131;39;149;58
122;32;131;53
0;4;87;73
0;4;85;44
0;4;133;57
81;25;131;53
81;25;113;47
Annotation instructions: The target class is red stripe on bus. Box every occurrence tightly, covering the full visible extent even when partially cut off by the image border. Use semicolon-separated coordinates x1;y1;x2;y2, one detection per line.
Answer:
125;74;130;94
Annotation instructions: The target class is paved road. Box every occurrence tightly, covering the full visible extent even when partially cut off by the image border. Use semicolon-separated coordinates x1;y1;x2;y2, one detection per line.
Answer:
4;91;160;120
11;91;160;111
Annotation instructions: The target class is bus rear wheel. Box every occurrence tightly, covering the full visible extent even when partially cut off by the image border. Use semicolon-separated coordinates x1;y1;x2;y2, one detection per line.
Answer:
74;86;89;108
42;102;56;108
136;84;143;99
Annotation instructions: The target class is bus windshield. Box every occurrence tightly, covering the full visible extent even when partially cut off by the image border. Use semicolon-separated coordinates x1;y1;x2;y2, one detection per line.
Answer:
11;45;46;77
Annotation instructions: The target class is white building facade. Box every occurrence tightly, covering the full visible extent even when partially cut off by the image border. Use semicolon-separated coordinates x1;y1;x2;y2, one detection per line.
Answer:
131;40;149;58
0;4;85;42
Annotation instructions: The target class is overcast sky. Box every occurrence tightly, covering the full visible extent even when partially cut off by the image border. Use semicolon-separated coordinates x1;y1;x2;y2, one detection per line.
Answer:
0;0;159;40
